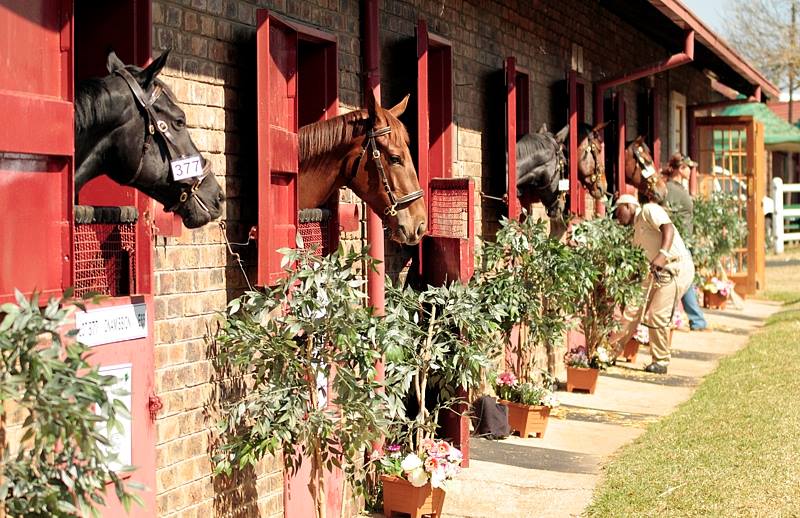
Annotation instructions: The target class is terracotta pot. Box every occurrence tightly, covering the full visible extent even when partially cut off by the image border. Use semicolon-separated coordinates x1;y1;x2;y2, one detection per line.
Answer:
619;338;640;363
500;400;550;438
381;474;445;518
703;290;727;310
565;366;599;394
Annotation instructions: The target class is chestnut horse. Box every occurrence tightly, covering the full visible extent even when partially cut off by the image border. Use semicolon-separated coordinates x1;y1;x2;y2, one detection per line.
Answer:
623;136;668;204
297;91;427;246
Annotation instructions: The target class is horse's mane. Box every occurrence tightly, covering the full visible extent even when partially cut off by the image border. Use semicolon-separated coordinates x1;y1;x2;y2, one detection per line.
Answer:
299;109;408;161
516;132;558;160
74;78;113;134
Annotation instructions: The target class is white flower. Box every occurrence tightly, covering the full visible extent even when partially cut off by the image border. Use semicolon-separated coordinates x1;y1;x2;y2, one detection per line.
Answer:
406;467;428;487
430;466;447;488
400;453;423;472
596;347;609;364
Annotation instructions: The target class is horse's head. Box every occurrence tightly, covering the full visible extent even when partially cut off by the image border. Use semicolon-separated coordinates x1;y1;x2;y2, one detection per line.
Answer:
349;91;427;245
100;50;223;228
555;122;608;200
624;136;667;204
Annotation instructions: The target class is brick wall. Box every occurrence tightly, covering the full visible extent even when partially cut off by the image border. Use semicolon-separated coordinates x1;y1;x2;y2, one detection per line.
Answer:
147;1;729;515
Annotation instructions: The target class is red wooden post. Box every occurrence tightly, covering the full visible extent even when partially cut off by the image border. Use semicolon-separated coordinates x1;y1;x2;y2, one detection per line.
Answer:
568;69;581;216
616;95;628;195
506;57;520;220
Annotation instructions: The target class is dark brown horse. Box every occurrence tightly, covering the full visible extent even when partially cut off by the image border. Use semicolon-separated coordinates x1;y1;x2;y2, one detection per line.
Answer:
623;136;668;203
298;91;427;245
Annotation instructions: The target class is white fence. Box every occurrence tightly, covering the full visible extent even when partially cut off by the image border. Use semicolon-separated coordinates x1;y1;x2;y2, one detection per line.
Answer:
772;177;800;253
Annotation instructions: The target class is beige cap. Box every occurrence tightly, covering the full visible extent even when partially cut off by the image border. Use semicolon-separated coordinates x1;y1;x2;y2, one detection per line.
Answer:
615;193;640;208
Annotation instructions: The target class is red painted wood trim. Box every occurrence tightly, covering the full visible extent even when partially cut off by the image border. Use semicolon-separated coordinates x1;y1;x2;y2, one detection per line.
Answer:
568;69;581;215
506;57;519;220
616;95;627;195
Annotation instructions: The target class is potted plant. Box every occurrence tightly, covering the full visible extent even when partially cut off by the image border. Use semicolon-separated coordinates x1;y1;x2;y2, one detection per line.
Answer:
476;214;592;380
379;281;497;514
569;217;648;393
619;324;649;363
688;192;748;296
494;371;559;438
702;277;734;309
378;439;462;518
212;241;392;518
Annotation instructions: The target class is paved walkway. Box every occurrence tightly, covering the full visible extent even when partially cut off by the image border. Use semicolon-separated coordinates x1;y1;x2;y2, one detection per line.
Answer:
437;298;781;518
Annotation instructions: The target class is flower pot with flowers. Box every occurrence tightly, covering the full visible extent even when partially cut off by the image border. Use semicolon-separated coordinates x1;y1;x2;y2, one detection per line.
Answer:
620;324;649;363
563;345;611;393
702;277;733;309
494;371;559;438
569;217;648;394
379;439;462;518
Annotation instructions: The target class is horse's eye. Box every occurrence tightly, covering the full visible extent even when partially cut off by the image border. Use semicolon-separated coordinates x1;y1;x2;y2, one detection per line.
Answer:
173;118;186;130
389;155;402;166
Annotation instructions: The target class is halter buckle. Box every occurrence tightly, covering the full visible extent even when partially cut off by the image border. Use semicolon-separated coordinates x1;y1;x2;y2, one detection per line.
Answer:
384;206;397;217
157;120;169;133
179;191;189;203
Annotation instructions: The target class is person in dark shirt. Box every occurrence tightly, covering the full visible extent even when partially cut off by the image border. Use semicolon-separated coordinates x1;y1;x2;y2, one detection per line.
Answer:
663;152;708;331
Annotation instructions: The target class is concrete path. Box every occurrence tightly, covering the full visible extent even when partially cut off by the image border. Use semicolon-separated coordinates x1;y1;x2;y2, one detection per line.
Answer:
436;298;781;518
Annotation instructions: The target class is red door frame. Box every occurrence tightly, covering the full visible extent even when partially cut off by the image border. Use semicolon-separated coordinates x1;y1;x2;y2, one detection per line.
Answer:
506;57;530;220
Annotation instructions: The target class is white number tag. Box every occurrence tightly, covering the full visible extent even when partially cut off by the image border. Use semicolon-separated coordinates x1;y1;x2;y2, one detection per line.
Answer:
642;164;657;179
170;155;203;181
558;179;570;191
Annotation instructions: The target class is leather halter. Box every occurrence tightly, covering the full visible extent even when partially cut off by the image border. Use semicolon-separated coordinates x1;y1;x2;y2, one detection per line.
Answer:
580;136;604;193
355;125;424;217
632;145;661;200
114;68;212;215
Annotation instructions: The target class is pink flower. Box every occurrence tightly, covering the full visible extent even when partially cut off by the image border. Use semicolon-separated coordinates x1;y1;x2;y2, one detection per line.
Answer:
424;456;440;473
497;371;518;387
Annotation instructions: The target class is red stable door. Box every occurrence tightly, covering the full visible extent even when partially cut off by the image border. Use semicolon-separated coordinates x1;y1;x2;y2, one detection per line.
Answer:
0;0;74;304
256;11;346;518
417;20;472;466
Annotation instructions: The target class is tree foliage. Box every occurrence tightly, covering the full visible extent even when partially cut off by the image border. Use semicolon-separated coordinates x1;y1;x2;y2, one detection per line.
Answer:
383;281;498;453
0;291;140;517
475;215;594;379
571;217;649;357
212;243;392;518
723;0;800;93
688;192;749;279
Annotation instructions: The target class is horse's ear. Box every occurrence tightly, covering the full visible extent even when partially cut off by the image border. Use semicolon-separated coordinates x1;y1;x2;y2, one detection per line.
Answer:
106;50;126;73
138;50;171;89
554;124;569;144
537;123;548;134
592;121;611;133
388;94;410;118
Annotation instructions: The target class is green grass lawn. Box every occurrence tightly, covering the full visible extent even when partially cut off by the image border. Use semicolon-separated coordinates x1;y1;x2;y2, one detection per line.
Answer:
586;301;800;517
761;246;800;304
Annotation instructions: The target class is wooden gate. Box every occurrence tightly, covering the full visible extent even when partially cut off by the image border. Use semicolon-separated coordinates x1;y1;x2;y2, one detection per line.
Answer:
693;116;766;295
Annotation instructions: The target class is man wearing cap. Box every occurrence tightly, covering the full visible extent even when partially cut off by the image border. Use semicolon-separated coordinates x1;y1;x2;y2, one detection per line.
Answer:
613;194;695;374
664;152;708;332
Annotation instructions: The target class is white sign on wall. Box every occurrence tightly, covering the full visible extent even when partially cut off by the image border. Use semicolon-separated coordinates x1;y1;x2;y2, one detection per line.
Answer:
97;363;133;471
75;303;147;347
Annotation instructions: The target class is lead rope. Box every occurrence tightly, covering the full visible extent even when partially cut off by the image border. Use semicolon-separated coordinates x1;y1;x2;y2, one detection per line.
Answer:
219;221;254;292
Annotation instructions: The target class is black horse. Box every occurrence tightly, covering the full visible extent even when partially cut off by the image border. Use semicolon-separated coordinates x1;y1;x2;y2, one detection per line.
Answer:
75;50;223;228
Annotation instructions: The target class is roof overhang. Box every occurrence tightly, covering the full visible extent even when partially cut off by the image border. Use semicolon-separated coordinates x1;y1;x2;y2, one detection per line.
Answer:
647;0;780;99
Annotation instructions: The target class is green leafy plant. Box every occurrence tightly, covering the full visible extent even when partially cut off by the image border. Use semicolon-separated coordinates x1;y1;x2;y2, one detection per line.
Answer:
0;290;141;517
212;242;391;518
383;281;498;455
571;217;649;361
476;214;593;379
689;192;748;280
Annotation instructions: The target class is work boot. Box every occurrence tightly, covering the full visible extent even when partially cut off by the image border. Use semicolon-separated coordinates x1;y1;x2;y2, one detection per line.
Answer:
644;362;668;374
